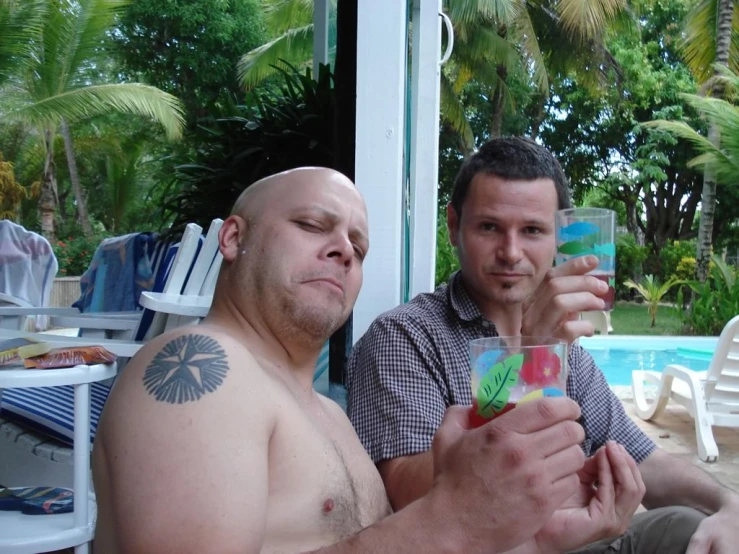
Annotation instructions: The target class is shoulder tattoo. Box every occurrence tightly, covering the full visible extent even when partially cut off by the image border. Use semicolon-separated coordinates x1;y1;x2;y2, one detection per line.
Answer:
142;334;229;404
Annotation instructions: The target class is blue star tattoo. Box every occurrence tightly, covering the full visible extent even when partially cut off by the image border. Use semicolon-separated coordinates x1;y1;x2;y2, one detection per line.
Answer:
143;335;229;404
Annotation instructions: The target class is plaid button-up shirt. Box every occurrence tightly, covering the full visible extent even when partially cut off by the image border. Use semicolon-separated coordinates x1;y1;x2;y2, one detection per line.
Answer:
346;271;656;465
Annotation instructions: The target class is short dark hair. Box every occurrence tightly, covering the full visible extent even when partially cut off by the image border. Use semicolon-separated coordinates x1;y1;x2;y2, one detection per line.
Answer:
450;136;572;216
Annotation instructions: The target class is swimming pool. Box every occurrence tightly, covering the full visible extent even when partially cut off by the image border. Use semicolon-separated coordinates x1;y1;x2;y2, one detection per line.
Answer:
579;336;718;386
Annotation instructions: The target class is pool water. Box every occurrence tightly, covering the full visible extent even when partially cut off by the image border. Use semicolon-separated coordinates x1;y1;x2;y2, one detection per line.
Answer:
579;336;717;386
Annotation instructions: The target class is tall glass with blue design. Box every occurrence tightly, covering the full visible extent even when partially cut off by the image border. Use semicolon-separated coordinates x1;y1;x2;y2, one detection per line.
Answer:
468;336;568;428
555;208;617;310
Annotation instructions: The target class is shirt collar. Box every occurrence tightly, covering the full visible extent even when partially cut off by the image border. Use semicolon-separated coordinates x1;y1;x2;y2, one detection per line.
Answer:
447;270;485;323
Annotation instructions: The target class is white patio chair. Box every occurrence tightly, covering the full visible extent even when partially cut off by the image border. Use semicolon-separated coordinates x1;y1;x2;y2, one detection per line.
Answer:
580;310;613;335
0;228;181;341
632;314;739;462
0;219;224;489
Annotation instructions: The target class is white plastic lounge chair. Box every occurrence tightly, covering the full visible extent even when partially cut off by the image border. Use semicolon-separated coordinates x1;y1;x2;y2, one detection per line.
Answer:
632;314;739;462
0;226;192;341
0;220;224;490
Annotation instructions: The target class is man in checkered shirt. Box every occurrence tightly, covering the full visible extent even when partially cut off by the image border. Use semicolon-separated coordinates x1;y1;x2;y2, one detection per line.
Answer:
348;137;739;553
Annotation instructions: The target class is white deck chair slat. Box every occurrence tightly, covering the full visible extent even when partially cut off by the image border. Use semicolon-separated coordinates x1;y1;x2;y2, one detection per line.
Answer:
201;251;223;296
183;219;223;296
161;223;202;295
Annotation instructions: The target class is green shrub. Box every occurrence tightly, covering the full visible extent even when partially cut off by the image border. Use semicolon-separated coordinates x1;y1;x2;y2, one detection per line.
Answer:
615;235;648;299
674;256;697;280
435;218;459;287
659;240;696;282
681;255;739;335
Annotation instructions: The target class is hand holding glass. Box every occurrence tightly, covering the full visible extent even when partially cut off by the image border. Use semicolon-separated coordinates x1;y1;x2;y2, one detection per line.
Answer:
555;207;616;310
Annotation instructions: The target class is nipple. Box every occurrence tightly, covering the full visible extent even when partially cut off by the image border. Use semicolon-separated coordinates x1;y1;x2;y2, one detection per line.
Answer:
322;498;335;514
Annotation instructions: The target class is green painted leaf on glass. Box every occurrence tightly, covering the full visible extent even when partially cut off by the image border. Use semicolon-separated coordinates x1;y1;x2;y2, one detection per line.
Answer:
477;353;524;418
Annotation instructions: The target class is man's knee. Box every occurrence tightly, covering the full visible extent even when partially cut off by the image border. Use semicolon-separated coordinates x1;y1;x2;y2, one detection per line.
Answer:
633;505;706;553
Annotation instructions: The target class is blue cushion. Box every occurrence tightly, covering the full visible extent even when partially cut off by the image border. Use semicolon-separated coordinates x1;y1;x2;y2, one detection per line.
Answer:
0;383;111;445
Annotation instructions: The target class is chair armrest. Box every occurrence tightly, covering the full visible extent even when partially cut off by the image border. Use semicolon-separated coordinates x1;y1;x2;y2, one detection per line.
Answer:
0;329;142;357
139;292;213;318
49;314;141;332
0;307;81;317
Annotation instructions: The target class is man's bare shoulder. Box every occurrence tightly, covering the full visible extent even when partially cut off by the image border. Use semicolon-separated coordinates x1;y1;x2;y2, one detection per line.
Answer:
93;324;277;552
97;323;277;442
317;393;356;430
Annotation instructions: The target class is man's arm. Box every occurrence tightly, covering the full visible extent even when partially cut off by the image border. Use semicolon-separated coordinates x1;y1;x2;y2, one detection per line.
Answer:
377;451;434;510
639;448;739;553
639;448;737;513
95;331;274;553
346;313;449;507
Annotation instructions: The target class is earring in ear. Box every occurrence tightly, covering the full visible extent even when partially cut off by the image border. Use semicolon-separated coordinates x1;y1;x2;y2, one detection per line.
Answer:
241;249;247;255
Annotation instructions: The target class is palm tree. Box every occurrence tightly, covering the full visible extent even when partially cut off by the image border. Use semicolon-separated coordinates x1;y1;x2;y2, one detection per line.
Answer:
645;66;739;187
0;0;185;240
238;0;631;153
445;0;632;144
679;0;735;282
624;274;683;327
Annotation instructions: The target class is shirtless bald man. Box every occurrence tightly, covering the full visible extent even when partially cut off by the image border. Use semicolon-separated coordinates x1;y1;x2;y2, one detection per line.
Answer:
92;167;644;553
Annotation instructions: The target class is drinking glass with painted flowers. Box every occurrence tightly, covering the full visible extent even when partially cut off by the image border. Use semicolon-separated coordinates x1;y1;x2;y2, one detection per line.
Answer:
469;337;568;428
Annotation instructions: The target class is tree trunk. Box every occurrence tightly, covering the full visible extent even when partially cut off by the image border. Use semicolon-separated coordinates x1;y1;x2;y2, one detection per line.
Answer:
39;128;57;242
59;118;93;237
489;66;507;138
624;198;645;246
529;94;547;140
696;124;719;280
696;0;734;282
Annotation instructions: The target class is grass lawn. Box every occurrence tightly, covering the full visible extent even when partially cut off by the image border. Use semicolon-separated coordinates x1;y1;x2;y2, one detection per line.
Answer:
610;301;683;335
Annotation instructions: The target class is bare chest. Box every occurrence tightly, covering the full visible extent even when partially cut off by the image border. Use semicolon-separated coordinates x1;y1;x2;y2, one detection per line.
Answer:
261;398;391;552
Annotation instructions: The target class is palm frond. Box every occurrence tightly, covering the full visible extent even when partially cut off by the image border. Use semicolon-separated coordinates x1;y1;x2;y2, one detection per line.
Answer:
642;119;717;153
680;0;739;82
106;140;142;230
556;0;627;42
447;0;524;27
454;25;520;70
66;0;129;84
238;24;316;90
0;0;46;87
440;72;474;151
512;9;548;91
602;6;639;41
644;111;739;185
5;83;185;140
263;0;335;35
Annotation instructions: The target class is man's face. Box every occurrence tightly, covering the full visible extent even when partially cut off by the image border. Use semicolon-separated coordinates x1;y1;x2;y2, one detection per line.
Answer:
235;170;369;341
447;173;558;309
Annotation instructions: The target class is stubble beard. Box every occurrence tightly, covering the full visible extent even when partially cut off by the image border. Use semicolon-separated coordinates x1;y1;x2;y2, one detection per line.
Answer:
245;260;348;345
281;295;345;342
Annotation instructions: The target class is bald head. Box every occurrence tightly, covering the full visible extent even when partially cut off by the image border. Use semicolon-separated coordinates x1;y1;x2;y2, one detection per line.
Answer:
231;167;362;224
